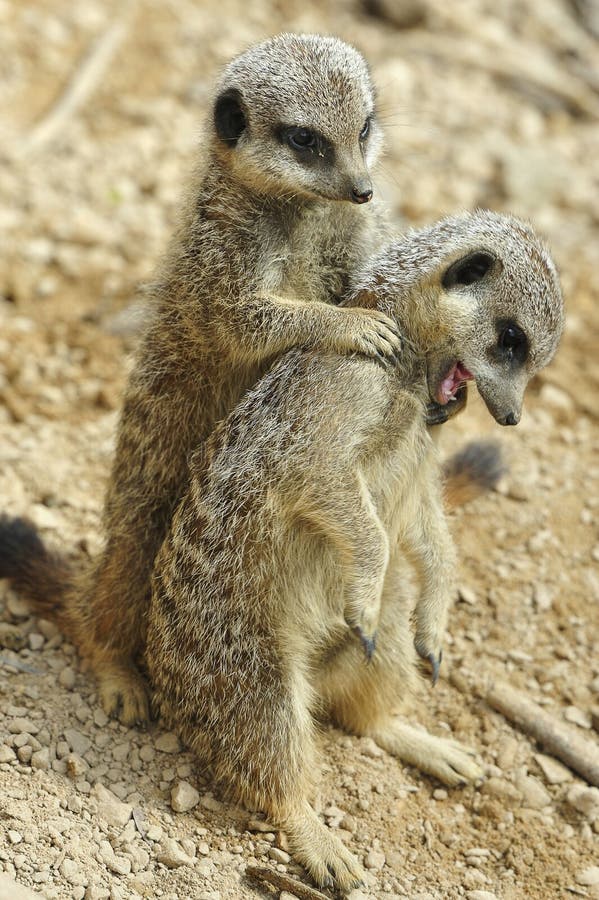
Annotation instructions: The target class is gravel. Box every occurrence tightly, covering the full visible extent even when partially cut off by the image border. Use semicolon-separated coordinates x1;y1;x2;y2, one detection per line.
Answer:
0;0;598;897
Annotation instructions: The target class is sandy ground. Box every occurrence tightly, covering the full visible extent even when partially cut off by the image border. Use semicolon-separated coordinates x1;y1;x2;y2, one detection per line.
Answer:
0;0;598;898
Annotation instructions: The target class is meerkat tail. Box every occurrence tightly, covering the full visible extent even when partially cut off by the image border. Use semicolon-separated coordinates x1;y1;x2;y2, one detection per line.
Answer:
443;440;506;510
0;515;74;633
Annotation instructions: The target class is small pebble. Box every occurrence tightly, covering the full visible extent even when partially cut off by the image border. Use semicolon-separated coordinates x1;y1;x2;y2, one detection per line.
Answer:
564;706;592;729
59;667;76;689
514;772;551;810
567;785;599;819
155;837;194;868
533;753;571;785
28;632;45;651
8;718;40;735
171;780;200;813
91;783;132;827
364;849;386;870
154;732;181;753
576;867;599;886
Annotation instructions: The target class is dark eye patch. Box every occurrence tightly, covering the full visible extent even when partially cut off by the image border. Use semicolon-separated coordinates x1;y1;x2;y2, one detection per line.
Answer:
442;251;495;289
277;125;334;165
497;320;528;364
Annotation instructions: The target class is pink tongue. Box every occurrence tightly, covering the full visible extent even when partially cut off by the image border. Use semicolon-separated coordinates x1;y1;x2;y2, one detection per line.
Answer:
437;363;473;404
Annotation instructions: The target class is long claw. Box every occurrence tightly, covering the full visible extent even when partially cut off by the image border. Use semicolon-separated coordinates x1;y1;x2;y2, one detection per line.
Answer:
428;650;442;686
415;643;442;685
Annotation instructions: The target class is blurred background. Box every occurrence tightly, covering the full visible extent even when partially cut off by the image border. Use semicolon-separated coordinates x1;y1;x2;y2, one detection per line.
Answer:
0;2;598;898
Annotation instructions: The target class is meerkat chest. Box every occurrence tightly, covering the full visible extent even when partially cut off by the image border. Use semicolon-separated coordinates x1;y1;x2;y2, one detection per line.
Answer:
361;395;435;531
280;205;373;304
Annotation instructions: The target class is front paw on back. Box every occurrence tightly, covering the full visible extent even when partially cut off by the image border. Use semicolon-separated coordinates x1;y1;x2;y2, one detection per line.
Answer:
340;308;403;365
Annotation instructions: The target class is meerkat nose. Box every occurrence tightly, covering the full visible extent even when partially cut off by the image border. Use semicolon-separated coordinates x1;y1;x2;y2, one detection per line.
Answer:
351;186;373;204
504;411;519;426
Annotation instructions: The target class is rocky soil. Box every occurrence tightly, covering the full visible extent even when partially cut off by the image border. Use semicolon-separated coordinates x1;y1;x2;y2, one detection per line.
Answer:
0;0;598;898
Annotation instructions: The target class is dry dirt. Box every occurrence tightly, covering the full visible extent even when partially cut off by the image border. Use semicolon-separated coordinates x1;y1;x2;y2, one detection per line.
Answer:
0;0;598;898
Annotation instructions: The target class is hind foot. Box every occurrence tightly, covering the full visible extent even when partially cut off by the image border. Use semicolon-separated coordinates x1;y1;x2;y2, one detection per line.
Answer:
284;801;365;892
371;719;483;787
0;622;27;651
97;664;150;726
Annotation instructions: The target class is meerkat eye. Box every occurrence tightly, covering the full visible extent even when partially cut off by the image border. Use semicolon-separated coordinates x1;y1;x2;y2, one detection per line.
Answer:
442;251;495;289
287;127;317;151
359;117;371;141
498;321;528;363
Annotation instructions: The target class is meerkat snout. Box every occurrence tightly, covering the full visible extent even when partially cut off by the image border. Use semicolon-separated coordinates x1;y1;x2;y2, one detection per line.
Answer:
351;180;373;204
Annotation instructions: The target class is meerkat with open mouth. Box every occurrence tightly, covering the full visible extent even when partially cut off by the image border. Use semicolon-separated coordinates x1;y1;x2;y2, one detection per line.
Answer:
139;210;563;890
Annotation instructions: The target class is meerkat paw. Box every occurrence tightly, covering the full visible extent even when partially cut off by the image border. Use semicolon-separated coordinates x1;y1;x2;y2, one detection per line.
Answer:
0;622;27;651
98;665;150;727
345;601;379;662
414;610;447;685
339;307;403;365
415;638;443;685
371;719;483;787
284;802;365;892
414;735;483;787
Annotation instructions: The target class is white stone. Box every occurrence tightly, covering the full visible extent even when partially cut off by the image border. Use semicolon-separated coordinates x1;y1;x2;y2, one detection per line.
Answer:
59;666;76;689
466;893;499;900
567;784;599;820
534;753;572;785
155;837;194;868
59;858;86;887
171;780;200;812
458;586;477;605
564;706;592;729
364;849;386;869
0;745;16;763
154;732;181;753
8;718;39;735
30;747;50;770
91;783;132;828
577;867;599;886
27;632;44;650
514;772;551;810
360;737;383;758
64;728;91;755
268;847;290;865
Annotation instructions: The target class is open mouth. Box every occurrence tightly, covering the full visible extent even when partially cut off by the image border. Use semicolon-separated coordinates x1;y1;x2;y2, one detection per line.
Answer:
436;362;474;405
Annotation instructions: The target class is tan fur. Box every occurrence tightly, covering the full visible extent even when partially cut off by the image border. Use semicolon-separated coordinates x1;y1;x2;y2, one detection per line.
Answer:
0;34;504;728
145;211;563;889
43;34;401;724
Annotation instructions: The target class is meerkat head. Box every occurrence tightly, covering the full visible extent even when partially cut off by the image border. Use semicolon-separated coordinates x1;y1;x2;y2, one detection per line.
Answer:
211;33;382;203
351;211;564;426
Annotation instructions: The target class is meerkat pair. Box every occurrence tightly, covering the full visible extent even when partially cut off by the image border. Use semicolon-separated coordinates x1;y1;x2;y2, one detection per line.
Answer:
0;32;564;892
0;32;484;720
0;210;563;892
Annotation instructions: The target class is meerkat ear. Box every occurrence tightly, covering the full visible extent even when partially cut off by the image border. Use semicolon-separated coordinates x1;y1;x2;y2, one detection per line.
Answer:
214;88;247;146
442;251;496;289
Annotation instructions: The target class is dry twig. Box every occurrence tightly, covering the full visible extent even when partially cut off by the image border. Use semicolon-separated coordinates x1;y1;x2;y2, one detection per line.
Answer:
245;864;331;900
452;674;599;786
24;4;135;154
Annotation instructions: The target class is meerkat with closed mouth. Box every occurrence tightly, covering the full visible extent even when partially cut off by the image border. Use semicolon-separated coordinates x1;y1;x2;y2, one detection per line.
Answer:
140;210;562;891
0;34;402;723
0;34;500;722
